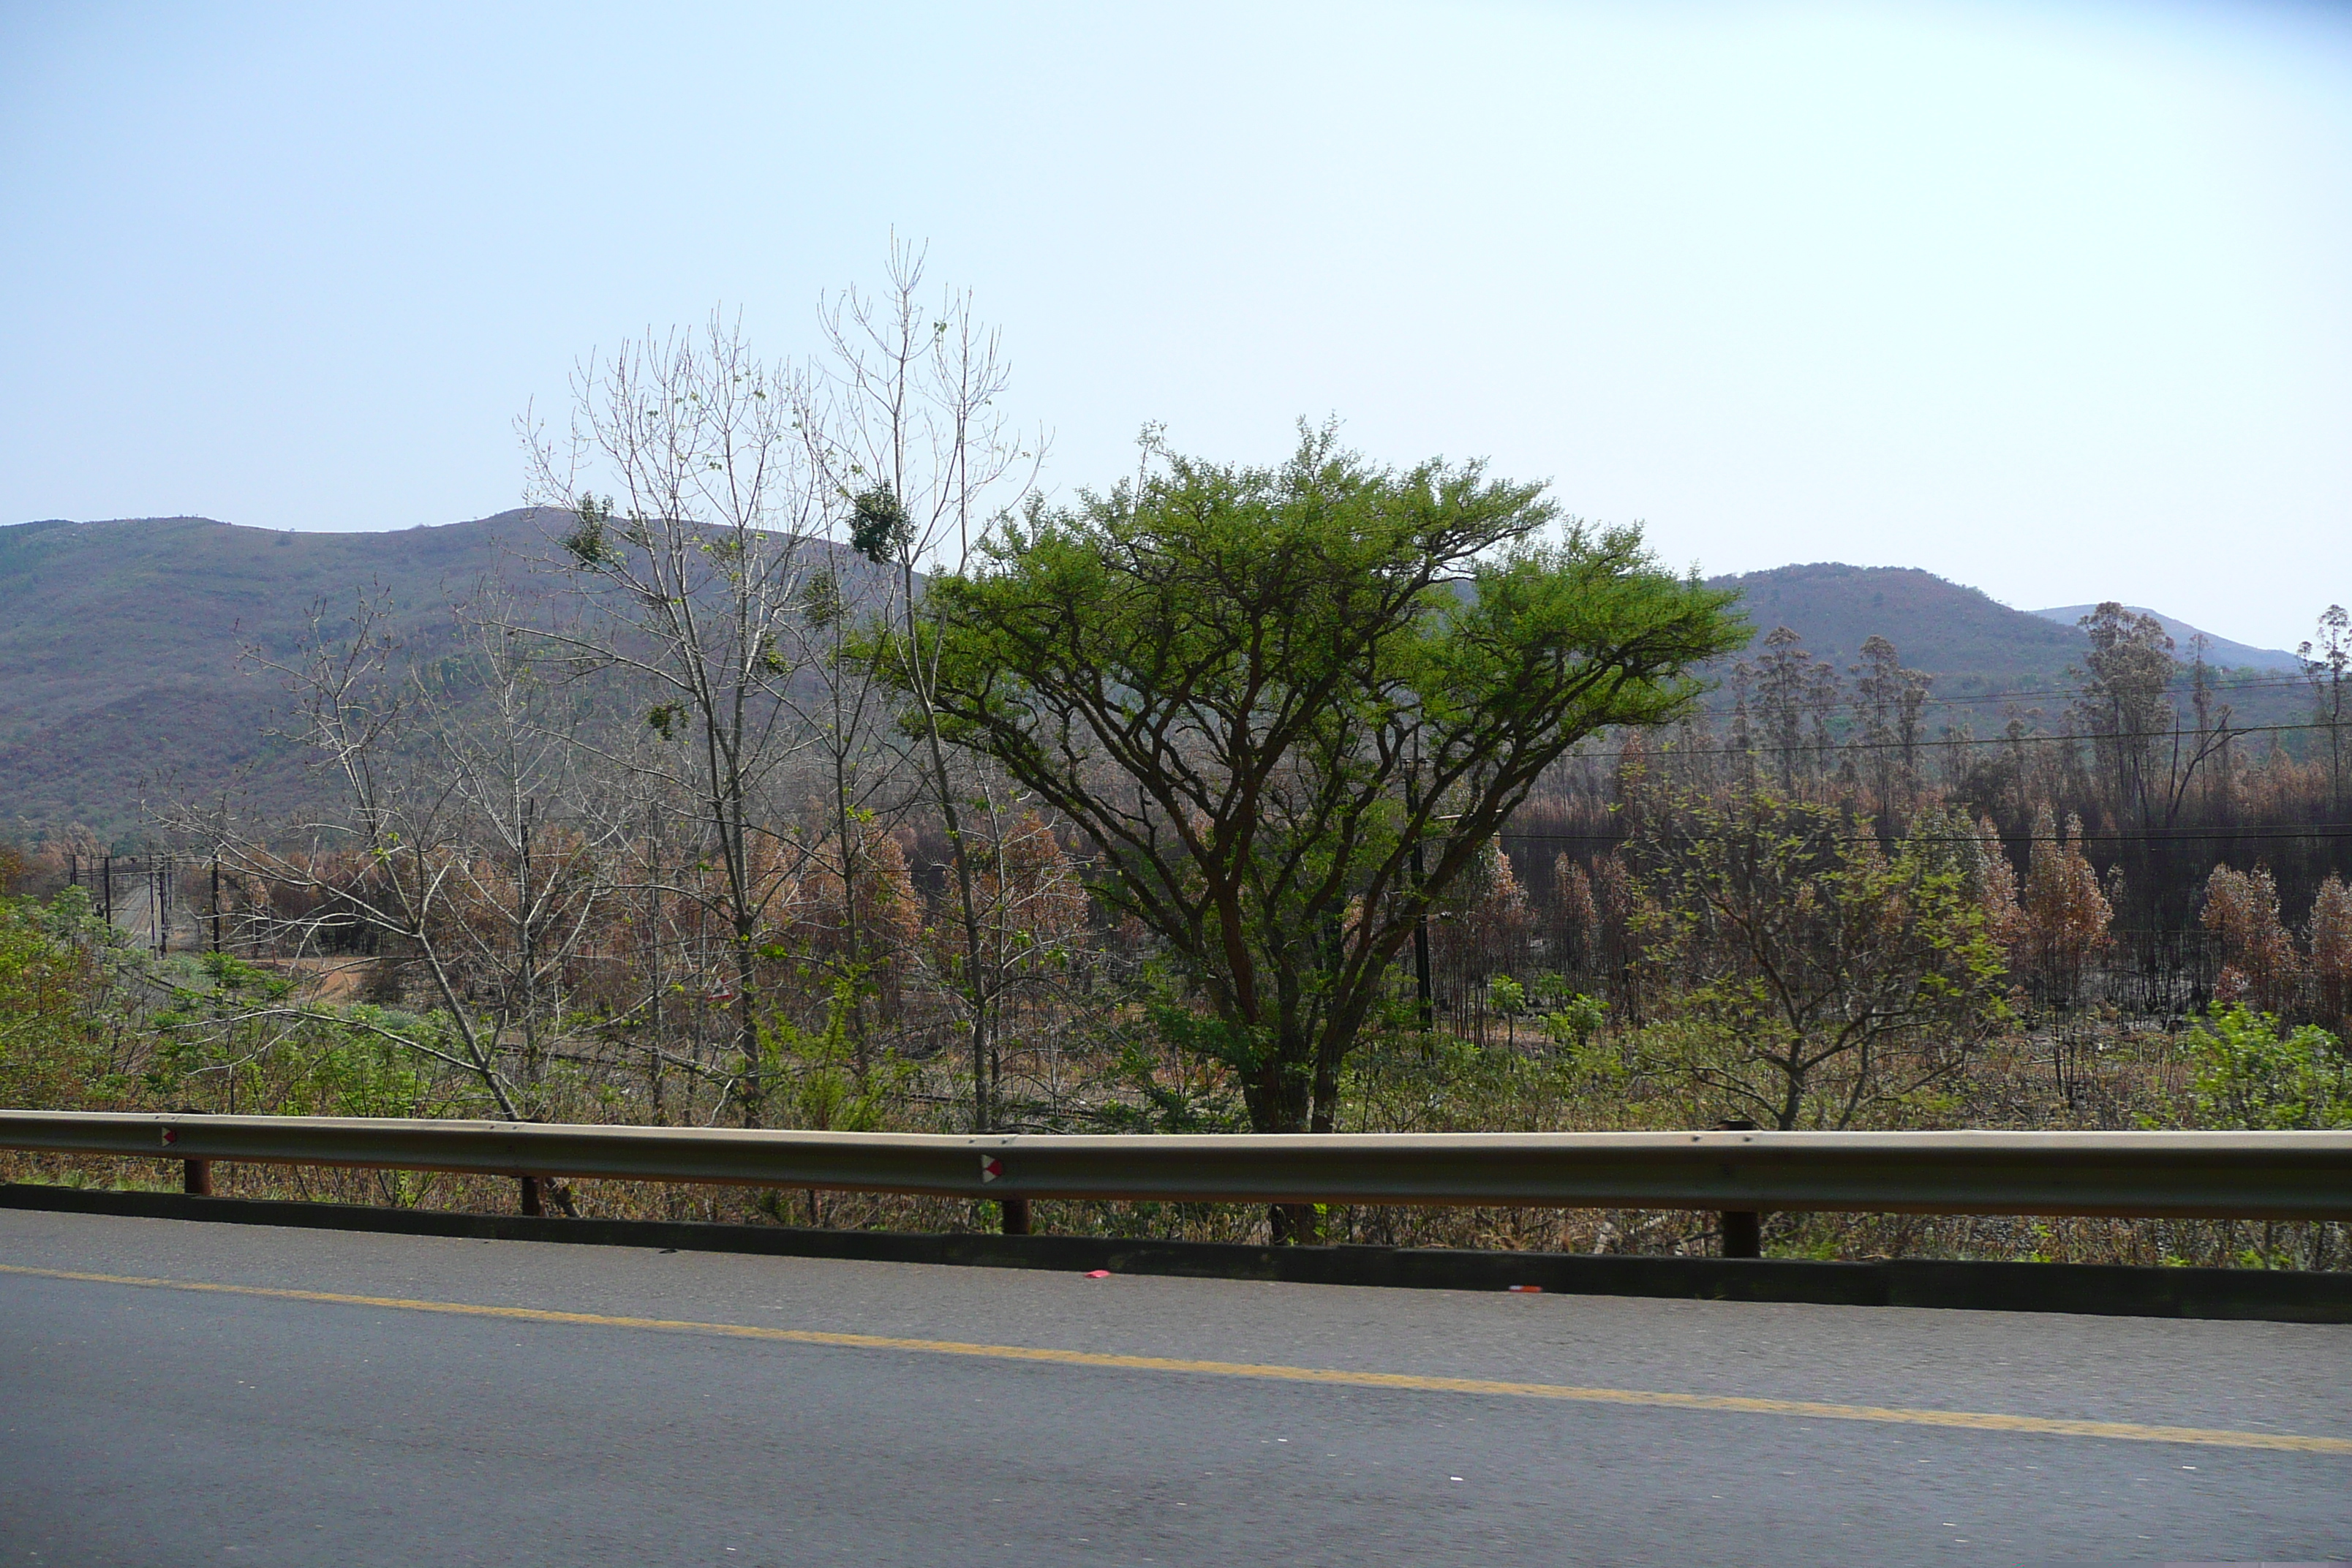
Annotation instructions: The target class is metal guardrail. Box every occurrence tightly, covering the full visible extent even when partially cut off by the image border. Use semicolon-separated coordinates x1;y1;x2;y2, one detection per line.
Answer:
3;1112;2348;1237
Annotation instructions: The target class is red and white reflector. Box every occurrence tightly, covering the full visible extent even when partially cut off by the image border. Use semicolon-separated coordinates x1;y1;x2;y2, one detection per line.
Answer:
979;1155;1003;1183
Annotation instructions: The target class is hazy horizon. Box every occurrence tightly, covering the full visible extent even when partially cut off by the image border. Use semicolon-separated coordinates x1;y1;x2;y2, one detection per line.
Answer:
4;1;2347;652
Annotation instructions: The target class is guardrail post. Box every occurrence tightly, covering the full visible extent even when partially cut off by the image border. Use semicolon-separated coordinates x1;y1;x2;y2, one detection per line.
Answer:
182;1158;212;1197
1717;1119;1761;1258
519;1177;545;1218
1000;1197;1031;1236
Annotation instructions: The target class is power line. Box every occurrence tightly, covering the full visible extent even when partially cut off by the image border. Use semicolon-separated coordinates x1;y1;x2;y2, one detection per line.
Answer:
1503;825;2352;847
1594;720;2336;761
1745;669;2317;712
1681;668;2337;721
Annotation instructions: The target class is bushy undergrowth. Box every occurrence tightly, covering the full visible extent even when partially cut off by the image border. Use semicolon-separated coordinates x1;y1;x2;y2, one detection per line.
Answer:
3;888;2345;1271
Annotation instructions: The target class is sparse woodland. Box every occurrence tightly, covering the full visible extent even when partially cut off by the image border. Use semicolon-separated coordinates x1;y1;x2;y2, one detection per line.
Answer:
7;260;2351;1270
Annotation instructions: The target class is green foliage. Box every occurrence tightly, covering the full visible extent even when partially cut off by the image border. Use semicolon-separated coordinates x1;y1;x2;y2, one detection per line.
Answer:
202;1017;448;1122
1542;992;1607;1048
1145;993;1274;1079
0;890;113;1108
1341;1028;1607;1133
2183;1003;2351;1129
1090;1037;1251;1134
760;979;908;1132
1634;789;2010;1128
1487;974;1526;1016
799;567;845;631
850;484;913;565
883;425;1745;1132
561;494;616;566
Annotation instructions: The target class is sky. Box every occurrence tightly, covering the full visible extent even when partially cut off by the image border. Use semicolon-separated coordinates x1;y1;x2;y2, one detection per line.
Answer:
2;1;2348;651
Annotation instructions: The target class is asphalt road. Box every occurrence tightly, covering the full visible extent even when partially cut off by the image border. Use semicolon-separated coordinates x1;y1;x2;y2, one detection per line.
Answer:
1;1208;2346;1567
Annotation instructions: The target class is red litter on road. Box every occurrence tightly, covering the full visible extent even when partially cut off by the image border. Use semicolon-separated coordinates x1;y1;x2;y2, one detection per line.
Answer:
1507;1285;1543;1293
1084;1270;1112;1279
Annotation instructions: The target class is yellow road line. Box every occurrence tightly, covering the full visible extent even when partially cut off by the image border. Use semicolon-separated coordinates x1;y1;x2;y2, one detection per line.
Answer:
5;1260;2347;1455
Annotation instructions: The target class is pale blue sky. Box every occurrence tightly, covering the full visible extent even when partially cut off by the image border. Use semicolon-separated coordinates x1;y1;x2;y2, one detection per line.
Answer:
3;1;2347;649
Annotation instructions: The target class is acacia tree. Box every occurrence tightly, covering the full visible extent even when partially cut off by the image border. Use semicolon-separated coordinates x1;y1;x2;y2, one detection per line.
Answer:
889;427;1743;1172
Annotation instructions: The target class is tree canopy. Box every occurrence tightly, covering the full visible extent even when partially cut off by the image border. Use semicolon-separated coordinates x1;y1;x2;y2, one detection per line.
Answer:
885;429;1746;1147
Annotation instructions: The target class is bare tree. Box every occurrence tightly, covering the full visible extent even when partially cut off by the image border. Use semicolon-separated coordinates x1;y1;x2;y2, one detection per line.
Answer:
782;554;913;1077
411;594;623;1102
163;592;613;1122
521;315;819;1123
802;241;1044;1131
1849;635;1931;815
2300;605;2351;816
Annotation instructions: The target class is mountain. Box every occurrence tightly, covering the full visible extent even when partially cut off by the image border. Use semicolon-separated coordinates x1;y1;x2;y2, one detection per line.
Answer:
2027;605;2303;674
0;524;2315;842
0;510;902;843
1698;563;2311;732
0;511;543;840
1704;564;2085;696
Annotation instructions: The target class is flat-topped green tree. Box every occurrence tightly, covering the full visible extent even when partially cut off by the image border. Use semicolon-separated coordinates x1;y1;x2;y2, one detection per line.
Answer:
883;428;1744;1176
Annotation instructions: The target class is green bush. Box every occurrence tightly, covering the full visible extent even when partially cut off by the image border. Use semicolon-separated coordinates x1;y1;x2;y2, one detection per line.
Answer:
1542;993;1607;1049
2183;1003;2351;1130
0;891;117;1109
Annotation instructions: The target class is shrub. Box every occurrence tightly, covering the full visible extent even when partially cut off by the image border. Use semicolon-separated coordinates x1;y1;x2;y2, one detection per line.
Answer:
0;891;115;1109
2182;1003;2351;1130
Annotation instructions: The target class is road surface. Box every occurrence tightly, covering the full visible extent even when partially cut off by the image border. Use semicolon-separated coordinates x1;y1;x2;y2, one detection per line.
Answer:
1;1207;2345;1565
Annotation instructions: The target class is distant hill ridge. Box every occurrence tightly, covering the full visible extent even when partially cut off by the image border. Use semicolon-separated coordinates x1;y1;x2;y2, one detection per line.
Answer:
2026;603;2303;674
1703;563;2081;695
1702;562;2302;694
0;510;542;838
0;520;2311;840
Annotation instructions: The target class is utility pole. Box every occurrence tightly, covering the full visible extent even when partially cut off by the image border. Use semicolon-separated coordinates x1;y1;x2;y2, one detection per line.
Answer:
1411;840;1433;1030
1405;738;1433;1031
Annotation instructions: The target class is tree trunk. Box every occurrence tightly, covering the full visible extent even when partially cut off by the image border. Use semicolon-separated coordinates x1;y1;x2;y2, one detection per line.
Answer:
902;557;994;1132
1248;1024;1322;1244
